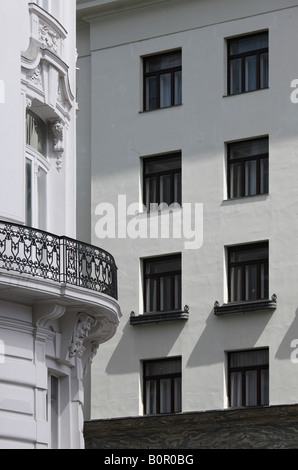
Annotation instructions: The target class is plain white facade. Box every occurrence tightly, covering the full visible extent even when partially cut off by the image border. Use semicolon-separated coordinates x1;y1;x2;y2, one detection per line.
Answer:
77;0;298;420
0;0;121;448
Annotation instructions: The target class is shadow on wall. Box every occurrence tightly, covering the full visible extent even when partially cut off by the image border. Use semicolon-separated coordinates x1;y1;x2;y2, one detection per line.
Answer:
187;307;274;368
275;307;298;361
105;316;188;375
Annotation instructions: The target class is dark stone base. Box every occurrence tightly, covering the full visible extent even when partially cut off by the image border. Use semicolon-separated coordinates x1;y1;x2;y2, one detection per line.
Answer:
84;404;298;449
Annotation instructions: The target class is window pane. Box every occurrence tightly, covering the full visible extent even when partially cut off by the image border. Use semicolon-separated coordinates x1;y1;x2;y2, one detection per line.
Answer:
229;33;268;55
261;262;269;299
261;369;269;405
51;376;59;449
245;264;257;300
245;370;257;406
174;377;181;412
145;176;157;208
160;73;171;108
230;266;242;302
230;349;269;367
145;358;181;376
229;138;268;160
230;58;242;94
174;172;182;205
160;276;172;311
146;77;157;110
38;167;47;230
230;371;242;407
230;243;268;263
146;278;157;312
144;154;181;174
230;162;242;198
260;157;269;193
174;274;181;310
145;52;181;72
160;378;171;413
145;256;180;275
146;380;156;414
245;160;257;196
260;52;268;88
245;55;257;91
174;70;182;105
25;159;32;226
26;111;46;155
160;174;171;206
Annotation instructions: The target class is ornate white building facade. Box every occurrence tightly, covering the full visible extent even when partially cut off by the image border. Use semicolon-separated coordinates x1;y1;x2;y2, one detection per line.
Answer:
0;0;121;449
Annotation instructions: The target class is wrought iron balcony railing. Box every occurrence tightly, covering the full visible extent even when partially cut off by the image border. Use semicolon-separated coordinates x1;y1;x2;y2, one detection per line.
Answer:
0;221;118;300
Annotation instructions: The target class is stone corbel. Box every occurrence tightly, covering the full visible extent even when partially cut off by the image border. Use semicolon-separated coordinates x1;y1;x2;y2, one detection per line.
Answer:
34;303;66;329
52;119;64;170
26;97;32;108
69;313;96;359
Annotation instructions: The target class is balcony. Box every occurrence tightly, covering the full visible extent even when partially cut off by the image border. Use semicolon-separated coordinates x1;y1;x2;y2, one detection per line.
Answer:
0;220;118;303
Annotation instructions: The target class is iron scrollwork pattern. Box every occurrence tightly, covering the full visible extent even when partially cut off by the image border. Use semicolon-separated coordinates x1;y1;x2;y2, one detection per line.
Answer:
0;221;118;300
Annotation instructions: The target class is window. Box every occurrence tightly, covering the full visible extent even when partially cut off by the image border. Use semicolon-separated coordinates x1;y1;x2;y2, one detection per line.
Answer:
144;254;181;314
228;137;268;199
143;153;181;210
228;349;269;407
143;357;181;414
25;110;48;230
143;50;182;111
228;32;268;95
228;242;269;303
49;375;59;448
26;110;47;156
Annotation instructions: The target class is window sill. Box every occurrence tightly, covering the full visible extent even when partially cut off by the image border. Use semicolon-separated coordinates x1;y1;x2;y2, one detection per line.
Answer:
214;295;277;316
221;193;269;205
222;87;269;98
139;103;183;114
130;306;189;325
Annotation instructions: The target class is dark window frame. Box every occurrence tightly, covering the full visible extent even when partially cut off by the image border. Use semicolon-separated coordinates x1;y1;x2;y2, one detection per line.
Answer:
143;152;182;209
227;137;269;199
143;357;182;415
228;242;269;303
227;32;268;95
143;50;182;111
228;348;269;407
143;254;181;314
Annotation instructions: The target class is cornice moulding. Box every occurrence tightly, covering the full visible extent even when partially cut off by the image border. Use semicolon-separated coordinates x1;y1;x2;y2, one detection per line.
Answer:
77;0;182;22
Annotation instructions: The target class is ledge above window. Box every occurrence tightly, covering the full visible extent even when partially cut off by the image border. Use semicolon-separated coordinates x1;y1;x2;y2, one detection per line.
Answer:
130;306;189;325
214;295;277;316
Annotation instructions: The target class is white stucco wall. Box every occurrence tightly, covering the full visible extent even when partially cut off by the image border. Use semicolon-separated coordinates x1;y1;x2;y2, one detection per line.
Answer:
0;0;83;448
77;0;298;419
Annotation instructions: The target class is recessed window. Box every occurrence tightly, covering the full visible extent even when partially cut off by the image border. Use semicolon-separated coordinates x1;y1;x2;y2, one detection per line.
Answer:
228;349;269;407
144;254;181;314
143;357;181;415
143;153;181;210
25;110;48;230
228;137;268;199
49;374;59;448
26;110;47;156
228;242;269;302
228;32;268;95
143;50;182;111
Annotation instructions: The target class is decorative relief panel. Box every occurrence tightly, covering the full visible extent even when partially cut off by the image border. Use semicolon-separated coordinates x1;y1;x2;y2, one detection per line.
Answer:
38;22;59;54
